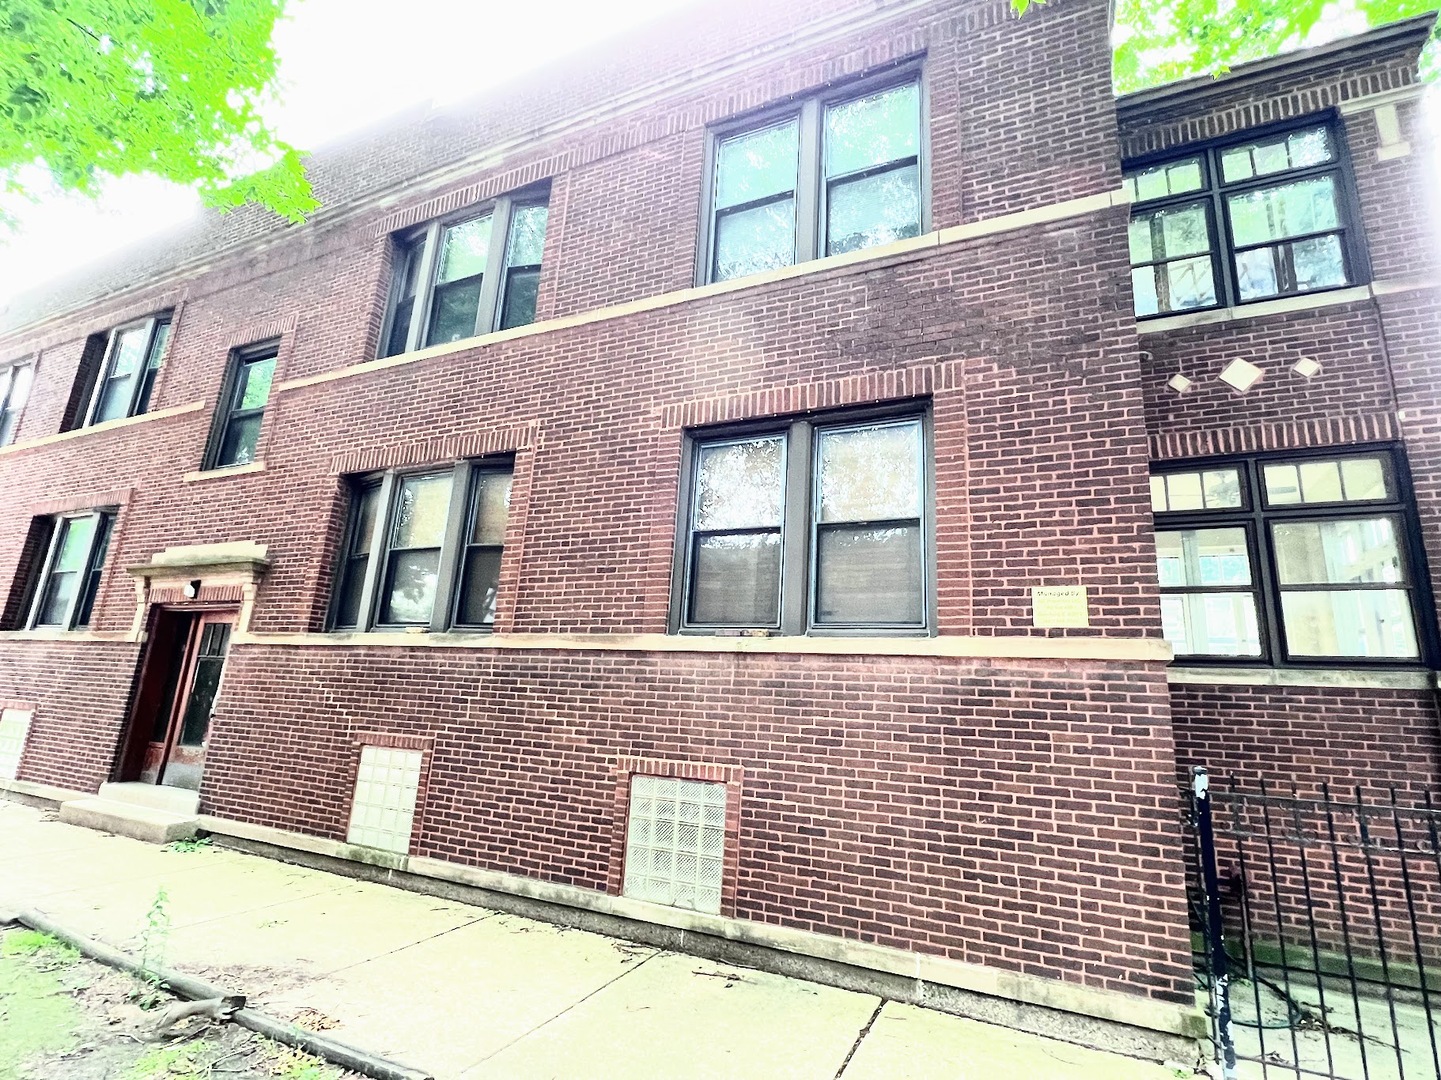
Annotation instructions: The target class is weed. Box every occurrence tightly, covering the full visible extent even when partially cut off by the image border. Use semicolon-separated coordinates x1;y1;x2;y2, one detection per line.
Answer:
166;836;212;854
126;1044;205;1079
266;1045;339;1079
132;887;172;1010
0;929;79;968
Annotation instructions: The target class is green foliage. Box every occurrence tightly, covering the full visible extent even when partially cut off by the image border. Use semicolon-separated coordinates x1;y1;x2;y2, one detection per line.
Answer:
126;1044;206;1080
166;835;213;854
0;929;79;966
0;0;316;222
132;886;171;1009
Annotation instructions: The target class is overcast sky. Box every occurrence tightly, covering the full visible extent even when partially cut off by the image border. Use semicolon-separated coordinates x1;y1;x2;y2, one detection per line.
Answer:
0;1;1435;301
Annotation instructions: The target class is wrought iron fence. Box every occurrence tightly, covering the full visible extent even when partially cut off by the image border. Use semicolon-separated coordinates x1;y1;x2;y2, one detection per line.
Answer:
1189;768;1441;1080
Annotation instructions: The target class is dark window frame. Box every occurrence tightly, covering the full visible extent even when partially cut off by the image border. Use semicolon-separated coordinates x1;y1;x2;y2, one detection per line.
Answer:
1153;445;1437;668
1124;115;1369;318
203;340;279;470
329;457;514;633
26;510;116;630
695;61;931;287
83;314;173;426
379;188;550;358
0;358;34;446
669;401;936;637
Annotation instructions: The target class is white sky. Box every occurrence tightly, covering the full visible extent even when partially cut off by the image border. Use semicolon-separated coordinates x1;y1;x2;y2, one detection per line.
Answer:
0;1;1435;301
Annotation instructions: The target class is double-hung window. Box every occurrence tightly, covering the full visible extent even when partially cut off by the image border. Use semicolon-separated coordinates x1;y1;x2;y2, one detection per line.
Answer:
0;360;34;446
26;511;115;630
703;72;924;284
1152;449;1432;665
206;343;277;469
1126;120;1362;317
331;460;513;632
675;408;931;635
381;193;549;358
84;315;171;425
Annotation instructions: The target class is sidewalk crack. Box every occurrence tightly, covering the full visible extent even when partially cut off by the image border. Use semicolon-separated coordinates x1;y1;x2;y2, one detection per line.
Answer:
834;999;886;1078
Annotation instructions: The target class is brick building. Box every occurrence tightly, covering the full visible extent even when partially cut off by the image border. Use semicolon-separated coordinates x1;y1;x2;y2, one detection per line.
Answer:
0;0;1436;1060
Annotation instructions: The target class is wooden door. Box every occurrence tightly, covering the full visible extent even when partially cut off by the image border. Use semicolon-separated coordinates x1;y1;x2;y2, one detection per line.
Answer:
138;611;235;790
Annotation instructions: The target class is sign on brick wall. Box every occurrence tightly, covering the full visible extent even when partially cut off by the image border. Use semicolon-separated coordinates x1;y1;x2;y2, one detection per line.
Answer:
1031;585;1090;628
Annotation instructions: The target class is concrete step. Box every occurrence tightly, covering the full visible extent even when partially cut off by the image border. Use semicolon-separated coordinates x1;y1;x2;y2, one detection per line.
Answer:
59;798;198;844
99;781;200;816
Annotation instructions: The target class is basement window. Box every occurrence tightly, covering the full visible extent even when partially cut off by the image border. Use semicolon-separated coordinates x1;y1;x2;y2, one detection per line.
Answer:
380;189;549;358
623;775;727;914
0;708;33;780
347;746;423;854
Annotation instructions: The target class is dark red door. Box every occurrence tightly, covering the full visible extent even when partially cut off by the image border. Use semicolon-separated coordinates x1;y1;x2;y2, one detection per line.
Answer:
138;611;235;790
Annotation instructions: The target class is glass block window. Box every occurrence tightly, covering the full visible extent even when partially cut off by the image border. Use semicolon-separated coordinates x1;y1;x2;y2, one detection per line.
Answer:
0;708;33;780
623;775;727;914
1125;121;1360;317
346;746;423;854
1151;449;1430;666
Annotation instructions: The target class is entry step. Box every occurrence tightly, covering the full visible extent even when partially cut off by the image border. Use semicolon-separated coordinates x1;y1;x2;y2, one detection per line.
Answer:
59;797;198;844
99;782;200;816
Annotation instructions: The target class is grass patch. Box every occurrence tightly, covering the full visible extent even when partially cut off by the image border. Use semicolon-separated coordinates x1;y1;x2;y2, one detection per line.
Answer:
0;932;82;1078
0;930;78;966
165;837;212;854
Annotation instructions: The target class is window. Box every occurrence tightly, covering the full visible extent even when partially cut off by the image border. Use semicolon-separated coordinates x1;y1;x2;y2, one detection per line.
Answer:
331;460;513;632
0;708;34;781
26;511;115;630
347;745;423;854
381;192;549;358
83;316;172;425
207;343;277;468
675;409;930;635
0;360;34;446
1125;121;1362;317
1152;449;1432;665
703;72;924;284
623;775;727;914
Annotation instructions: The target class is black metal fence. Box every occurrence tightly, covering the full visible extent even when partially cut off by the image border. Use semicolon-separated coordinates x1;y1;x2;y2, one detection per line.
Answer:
1189;768;1441;1080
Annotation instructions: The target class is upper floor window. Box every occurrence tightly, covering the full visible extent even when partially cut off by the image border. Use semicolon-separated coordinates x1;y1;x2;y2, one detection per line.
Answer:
1152;448;1431;666
0;360;34;446
381;193;549;358
25;511;115;630
205;342;277;469
1125;121;1361;317
703;72;923;284
331;459;513;632
82;315;172;425
673;408;931;635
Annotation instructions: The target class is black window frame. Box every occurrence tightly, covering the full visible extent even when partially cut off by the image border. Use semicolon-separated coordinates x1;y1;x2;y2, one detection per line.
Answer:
26;510;116;631
696;62;930;287
1124;115;1369;318
204;340;279;470
0;358;34;446
379;187;550;359
82;314;173;426
1152;445;1437;669
329;458;514;633
670;402;936;637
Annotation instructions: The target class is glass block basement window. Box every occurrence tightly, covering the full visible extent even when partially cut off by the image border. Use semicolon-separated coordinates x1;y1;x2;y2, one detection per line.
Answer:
346;746;423;854
623;775;727;914
0;708;32;780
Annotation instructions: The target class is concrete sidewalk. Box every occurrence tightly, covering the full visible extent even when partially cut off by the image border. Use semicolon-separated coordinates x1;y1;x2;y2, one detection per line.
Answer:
0;799;1185;1079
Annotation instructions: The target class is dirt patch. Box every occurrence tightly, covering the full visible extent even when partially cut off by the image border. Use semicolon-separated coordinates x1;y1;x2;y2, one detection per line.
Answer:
0;928;356;1080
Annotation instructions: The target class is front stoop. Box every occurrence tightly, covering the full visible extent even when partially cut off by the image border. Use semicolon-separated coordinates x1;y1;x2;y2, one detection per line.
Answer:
58;782;200;843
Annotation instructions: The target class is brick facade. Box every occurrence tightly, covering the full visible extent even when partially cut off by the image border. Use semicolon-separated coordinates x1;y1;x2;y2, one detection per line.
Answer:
1;0;1438;1045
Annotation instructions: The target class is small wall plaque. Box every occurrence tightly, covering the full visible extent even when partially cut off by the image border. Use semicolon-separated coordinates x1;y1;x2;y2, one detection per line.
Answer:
1031;585;1090;628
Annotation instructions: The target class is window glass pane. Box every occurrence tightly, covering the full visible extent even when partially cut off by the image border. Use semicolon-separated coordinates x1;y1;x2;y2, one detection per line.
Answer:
1161;592;1263;656
1202;469;1243;508
1299;460;1343;504
392;474;453;549
456;548;503;625
1340;457;1388;501
335;556;369;628
1234;246;1279;302
1150;475;1167;513
74;517;112;628
1131;204;1210;262
236;356;276;411
1263;463;1301;505
815;523;923;625
217;414;263;467
426;277;485;344
146;322;171;371
1153;256;1218;313
1165;472;1203;511
8;364;33;412
94;373;138;423
380;550;442;624
53;516;97;574
1128;219;1153;263
824;82;920;178
1272;518;1404;586
816;421;922;522
1291;233;1347;292
1129;157;1205;201
716;121;798;210
1221;126;1334;182
37;572;79;627
351;485;381;556
1265;457;1388;505
1154;527;1252;587
499;268;541;330
1281;590;1418;659
826;163;921;256
469;471;512;545
436;216;492;284
1131;267;1159;317
385;296;415;357
694;438;784;531
506;204;548;266
1227;177;1339;247
108;326;150;380
690;533;781;625
714;198;795;281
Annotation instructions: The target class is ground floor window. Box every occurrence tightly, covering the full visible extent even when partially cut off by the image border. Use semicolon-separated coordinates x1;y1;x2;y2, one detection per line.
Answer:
1151;447;1433;666
623;775;728;914
25;511;115;630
